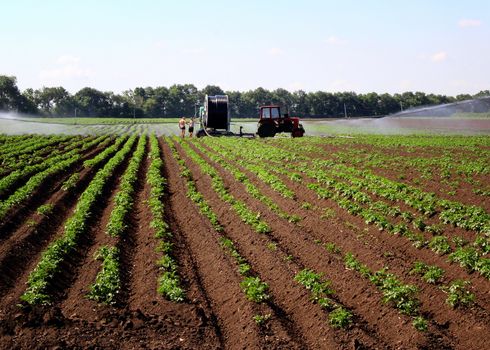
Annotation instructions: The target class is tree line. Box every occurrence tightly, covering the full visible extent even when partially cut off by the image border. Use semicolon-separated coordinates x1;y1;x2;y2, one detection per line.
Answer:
1;75;488;118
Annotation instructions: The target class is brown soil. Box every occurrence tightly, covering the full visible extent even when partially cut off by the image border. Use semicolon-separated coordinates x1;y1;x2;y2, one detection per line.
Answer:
0;138;108;239
0;135;488;349
195;139;489;349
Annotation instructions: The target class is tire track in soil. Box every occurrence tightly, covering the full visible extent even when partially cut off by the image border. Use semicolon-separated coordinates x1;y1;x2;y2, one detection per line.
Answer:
174;139;357;350
163;138;302;350
198;141;489;350
0;138;108;243
0;139;115;303
187;140;430;349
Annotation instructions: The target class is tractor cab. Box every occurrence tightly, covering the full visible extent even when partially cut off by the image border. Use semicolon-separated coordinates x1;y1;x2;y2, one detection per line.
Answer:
260;106;281;119
257;105;305;138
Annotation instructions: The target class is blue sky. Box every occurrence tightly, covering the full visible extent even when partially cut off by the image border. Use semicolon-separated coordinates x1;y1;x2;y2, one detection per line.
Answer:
1;0;489;95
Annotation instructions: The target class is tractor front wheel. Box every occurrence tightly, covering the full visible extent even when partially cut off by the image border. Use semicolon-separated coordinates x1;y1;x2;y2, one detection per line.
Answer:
292;124;305;137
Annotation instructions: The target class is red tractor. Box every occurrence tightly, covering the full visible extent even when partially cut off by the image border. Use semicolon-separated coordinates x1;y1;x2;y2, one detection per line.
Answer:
257;106;305;138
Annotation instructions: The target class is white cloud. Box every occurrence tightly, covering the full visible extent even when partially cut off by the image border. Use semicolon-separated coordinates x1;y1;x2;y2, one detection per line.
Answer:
430;51;447;63
267;47;283;56
39;55;93;81
325;36;347;45
458;19;481;28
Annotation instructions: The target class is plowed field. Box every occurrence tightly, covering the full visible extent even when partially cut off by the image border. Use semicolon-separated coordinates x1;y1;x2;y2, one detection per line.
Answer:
0;133;489;349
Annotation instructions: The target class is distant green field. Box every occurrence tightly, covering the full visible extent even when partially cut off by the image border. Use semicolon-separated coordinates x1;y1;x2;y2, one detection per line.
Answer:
20;117;259;125
1;115;488;136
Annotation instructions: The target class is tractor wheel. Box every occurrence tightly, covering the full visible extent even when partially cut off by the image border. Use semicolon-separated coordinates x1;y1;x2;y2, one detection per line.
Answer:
257;124;276;138
292;124;305;137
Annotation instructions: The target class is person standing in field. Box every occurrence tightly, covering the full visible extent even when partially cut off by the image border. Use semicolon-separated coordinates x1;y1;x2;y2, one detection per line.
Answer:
179;117;186;138
188;117;195;138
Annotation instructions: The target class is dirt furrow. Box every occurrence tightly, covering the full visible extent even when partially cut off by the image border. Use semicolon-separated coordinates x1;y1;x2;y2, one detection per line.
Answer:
200;141;490;306
187;140;451;349
124;139;161;311
59;143;137;320
175;139;371;349
264;161;490;307
0;139;108;242
196;140;489;349
121;137;219;350
0;140;115;303
163;138;302;350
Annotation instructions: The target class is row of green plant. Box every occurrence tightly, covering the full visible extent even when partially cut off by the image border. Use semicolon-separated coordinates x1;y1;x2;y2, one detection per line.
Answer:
0;134;34;150
165;139;223;232
0;134;43;154
191;140;300;223
220;237;270;302
294;161;490;278
0;134;72;162
166;138;273;313
0;154;80;222
20;135;137;305
294;269;353;329
264;145;485;238
106;135;147;237
177;138;270;234
0;135;108;197
86;135;147;305
276;138;490;234
173;137;368;331
0;136;86;175
223;139;490;279
206;140;430;245
343;252;427;331
148;134;185;302
300;164;490;280
205;139;295;199
86;245;121;305
409;261;475;308
351;142;488;196
83;135;128;168
327;160;489;235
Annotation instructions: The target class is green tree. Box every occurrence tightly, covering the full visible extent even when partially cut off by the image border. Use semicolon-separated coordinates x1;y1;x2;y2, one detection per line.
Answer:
0;75;24;112
33;86;73;116
74;87;111;117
